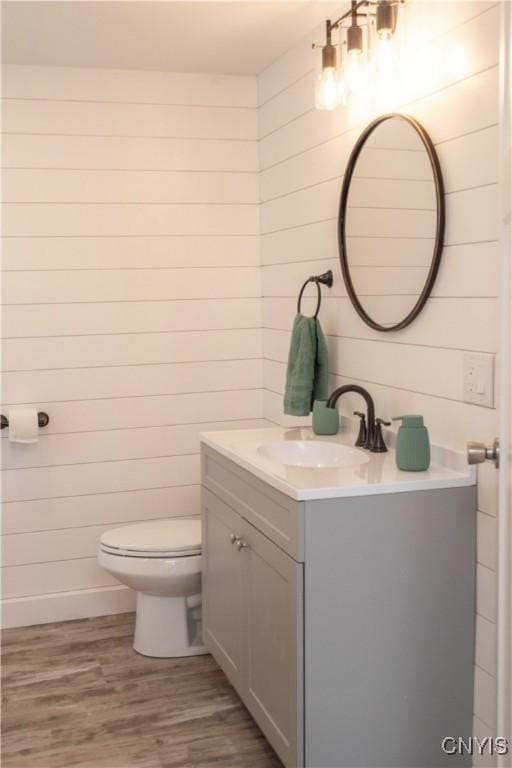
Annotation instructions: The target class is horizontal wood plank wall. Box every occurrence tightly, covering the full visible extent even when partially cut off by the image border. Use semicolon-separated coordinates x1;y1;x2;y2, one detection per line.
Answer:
1;64;264;628
258;0;500;753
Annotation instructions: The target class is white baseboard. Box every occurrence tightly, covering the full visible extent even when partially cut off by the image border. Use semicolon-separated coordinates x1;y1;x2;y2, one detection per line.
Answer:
1;585;136;629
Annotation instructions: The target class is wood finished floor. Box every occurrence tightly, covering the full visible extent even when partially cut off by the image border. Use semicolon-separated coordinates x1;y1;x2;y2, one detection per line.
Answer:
1;613;282;768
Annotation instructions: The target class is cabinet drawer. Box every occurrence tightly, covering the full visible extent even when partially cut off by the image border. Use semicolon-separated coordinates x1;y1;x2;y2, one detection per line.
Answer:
201;445;303;561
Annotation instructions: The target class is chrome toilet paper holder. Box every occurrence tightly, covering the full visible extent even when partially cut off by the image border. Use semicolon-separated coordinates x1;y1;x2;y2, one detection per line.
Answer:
1;412;50;430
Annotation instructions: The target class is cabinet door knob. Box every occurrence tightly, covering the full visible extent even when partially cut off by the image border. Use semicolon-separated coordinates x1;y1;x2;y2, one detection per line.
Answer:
229;533;240;545
236;539;247;551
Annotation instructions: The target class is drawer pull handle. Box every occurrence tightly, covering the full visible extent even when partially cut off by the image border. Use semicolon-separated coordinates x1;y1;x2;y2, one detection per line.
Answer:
236;539;248;551
229;533;240;545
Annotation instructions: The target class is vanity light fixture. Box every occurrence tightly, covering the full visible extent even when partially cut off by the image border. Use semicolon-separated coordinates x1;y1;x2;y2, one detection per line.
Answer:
314;0;402;110
315;20;339;111
374;0;396;78
376;0;394;39
346;3;364;94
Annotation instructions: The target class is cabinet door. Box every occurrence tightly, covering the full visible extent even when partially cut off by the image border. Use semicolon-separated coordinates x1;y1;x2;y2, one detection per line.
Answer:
241;518;304;768
201;488;246;691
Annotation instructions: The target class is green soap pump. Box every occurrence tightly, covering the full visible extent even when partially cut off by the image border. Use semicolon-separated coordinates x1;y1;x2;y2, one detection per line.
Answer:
392;415;430;471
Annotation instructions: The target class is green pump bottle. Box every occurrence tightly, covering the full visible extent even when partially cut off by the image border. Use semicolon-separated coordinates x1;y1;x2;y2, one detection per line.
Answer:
392;415;430;471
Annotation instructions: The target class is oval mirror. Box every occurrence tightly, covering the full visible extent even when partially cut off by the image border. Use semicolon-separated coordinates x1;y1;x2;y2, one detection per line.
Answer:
338;114;445;332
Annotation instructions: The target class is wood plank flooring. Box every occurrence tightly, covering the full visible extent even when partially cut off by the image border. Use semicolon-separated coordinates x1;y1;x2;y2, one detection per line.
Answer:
1;613;282;768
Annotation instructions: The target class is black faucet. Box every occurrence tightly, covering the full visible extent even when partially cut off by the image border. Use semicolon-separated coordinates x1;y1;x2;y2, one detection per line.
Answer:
326;385;377;451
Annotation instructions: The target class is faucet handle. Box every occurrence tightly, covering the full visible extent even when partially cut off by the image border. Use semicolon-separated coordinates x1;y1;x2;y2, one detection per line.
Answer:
353;411;367;447
371;418;391;453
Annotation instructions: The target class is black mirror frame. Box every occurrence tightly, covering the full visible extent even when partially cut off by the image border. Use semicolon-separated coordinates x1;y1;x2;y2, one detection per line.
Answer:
338;113;445;332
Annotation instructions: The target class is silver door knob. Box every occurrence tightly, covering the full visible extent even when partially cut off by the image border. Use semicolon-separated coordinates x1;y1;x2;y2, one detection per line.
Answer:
229;533;240;545
236;539;247;551
467;438;500;468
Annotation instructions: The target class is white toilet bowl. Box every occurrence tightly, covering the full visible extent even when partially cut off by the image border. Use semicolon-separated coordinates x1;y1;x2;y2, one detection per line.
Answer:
98;518;207;658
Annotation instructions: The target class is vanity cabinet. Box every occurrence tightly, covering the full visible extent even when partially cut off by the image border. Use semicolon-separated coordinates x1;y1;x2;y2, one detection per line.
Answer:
202;485;303;768
202;489;247;691
201;443;476;768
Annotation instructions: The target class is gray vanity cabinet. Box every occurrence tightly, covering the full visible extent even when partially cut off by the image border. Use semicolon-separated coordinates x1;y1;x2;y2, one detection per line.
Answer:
202;449;303;768
201;443;476;768
243;515;303;768
202;488;247;691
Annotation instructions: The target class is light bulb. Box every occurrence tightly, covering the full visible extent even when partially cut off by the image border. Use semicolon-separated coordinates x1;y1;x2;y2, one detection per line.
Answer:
375;35;394;77
346;51;364;94
337;69;348;106
316;66;338;111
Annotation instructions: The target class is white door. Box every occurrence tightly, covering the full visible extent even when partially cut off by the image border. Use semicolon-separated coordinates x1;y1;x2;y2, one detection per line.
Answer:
470;5;512;759
498;1;512;760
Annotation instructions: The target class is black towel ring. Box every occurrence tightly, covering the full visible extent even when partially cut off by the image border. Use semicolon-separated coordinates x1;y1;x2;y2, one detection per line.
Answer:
297;270;333;318
297;279;322;318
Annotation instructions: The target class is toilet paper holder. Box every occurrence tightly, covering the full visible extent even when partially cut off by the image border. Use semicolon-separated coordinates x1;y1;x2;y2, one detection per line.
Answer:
0;412;50;430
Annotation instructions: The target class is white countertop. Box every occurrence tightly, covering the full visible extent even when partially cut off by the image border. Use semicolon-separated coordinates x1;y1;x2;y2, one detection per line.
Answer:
200;426;476;501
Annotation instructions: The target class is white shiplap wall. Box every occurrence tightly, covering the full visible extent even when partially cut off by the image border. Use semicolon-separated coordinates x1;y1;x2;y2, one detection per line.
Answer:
258;0;500;754
1;65;264;628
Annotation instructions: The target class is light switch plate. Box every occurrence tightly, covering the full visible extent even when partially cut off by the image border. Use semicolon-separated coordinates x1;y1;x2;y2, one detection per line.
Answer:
464;353;495;407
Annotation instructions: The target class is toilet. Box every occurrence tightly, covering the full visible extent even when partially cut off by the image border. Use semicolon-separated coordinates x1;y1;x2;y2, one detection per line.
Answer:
97;518;206;658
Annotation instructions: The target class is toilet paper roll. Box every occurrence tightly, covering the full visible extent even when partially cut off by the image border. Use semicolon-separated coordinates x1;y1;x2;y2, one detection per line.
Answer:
7;407;39;444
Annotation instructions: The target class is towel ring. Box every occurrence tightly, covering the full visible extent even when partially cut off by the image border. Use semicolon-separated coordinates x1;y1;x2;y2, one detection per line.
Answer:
297;270;333;319
297;279;322;318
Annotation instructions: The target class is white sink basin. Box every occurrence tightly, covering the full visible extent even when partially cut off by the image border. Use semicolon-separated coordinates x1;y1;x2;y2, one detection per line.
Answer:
258;440;369;469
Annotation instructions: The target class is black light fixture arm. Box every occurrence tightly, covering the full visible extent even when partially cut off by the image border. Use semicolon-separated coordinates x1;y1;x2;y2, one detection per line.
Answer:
325;1;368;37
313;0;403;47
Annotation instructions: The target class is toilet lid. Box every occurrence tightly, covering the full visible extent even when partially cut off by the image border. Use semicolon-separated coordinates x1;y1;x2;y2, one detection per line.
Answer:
100;518;201;557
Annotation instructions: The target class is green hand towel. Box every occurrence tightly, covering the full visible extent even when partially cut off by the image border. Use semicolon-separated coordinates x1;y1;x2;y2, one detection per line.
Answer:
283;314;329;416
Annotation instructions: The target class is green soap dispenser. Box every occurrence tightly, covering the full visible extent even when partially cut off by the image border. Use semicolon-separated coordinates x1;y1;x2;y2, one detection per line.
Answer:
392;415;430;471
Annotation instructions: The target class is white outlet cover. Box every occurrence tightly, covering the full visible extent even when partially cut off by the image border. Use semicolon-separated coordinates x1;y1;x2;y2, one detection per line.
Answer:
463;353;495;408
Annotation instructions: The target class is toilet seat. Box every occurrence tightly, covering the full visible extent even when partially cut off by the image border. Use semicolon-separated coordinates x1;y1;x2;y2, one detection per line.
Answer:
99;518;201;559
